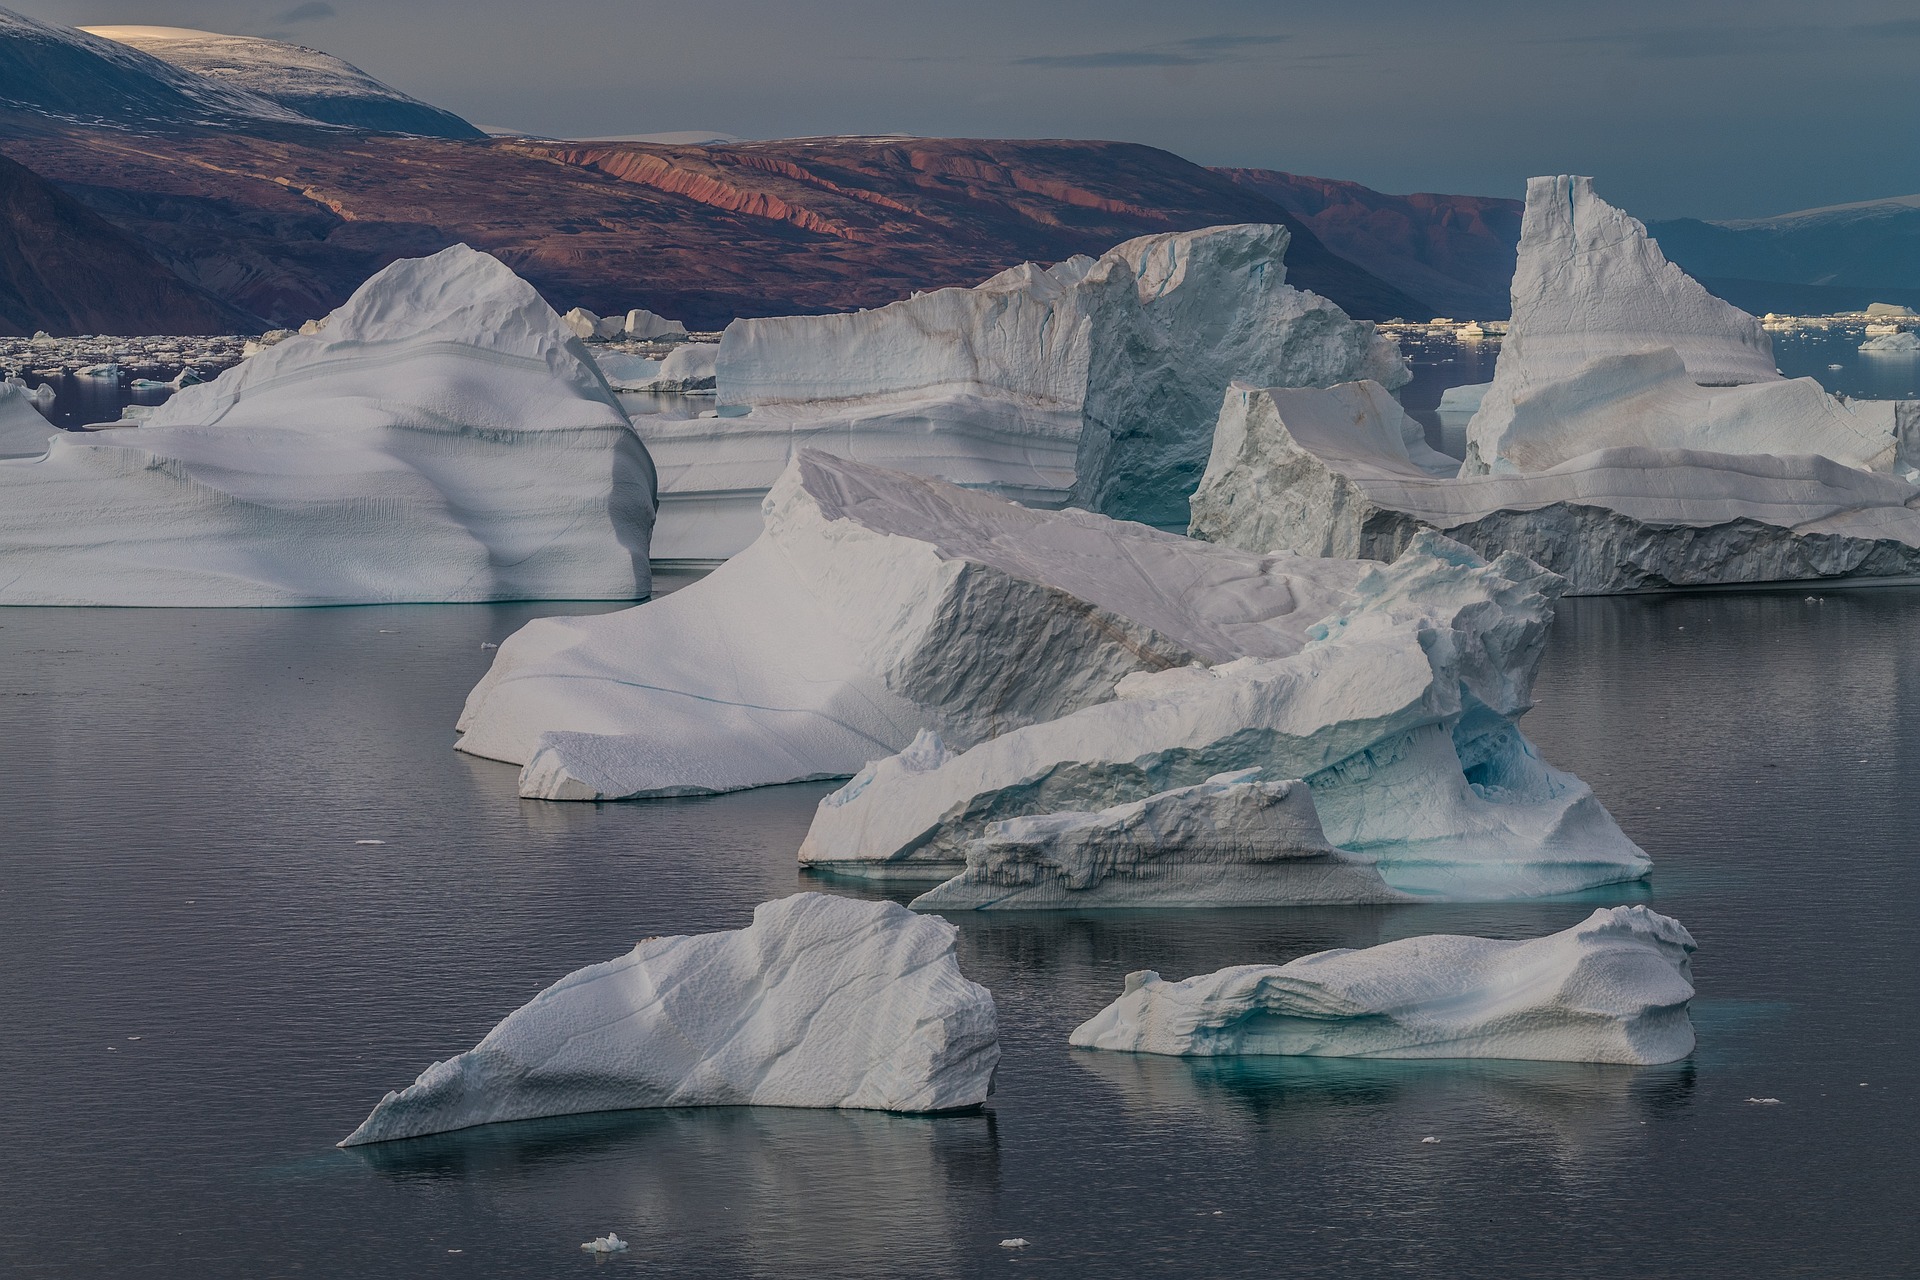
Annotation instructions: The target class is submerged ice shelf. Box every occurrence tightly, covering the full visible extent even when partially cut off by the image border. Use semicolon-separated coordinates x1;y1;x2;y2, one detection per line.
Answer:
1069;906;1697;1064
341;894;999;1145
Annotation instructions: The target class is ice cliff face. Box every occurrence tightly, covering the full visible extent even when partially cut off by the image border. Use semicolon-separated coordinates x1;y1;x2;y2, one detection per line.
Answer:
1188;381;1920;594
458;449;1380;799
801;528;1650;901
638;223;1404;560
0;380;54;457
0;245;657;605
1069;906;1697;1065
340;894;999;1145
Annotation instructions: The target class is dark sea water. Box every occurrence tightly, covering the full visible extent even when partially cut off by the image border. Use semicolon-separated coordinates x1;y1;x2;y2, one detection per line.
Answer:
1;587;1916;1278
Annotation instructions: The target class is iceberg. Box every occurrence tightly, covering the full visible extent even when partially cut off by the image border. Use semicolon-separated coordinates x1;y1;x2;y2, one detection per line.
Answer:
641;224;1405;561
624;308;687;339
0;245;657;606
801;527;1650;900
1069;906;1696;1064
0;380;56;457
1188;381;1920;593
908;768;1409;910
340;893;998;1145
458;449;1375;799
1861;331;1920;354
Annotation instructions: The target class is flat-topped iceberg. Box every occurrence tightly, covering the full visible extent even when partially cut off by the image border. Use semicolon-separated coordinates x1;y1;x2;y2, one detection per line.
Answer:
458;449;1383;800
1069;906;1696;1064
640;223;1406;560
1189;381;1920;593
802;528;1650;900
340;894;998;1145
908;767;1408;910
0;246;656;606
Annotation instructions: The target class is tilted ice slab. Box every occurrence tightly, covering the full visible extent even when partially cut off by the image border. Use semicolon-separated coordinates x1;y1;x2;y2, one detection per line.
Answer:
340;894;999;1145
0;246;656;605
459;450;1381;799
639;225;1406;559
909;767;1409;910
0;381;56;457
802;532;1650;899
1068;906;1696;1065
1191;381;1920;594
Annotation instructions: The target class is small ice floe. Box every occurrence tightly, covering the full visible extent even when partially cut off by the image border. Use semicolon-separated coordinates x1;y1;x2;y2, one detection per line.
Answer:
1745;1097;1783;1105
581;1234;627;1253
480;641;498;649
353;839;386;845
1828;363;1845;370
1420;1136;1442;1144
377;629;399;634
1000;1238;1029;1249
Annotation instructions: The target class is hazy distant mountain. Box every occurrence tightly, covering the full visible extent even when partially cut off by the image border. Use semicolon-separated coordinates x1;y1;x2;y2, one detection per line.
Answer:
0;6;318;130
1215;169;1522;319
1650;194;1920;311
82;26;484;139
0;150;256;336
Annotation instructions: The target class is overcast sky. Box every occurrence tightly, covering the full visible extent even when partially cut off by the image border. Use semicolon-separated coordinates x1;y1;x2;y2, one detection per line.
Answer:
19;0;1920;220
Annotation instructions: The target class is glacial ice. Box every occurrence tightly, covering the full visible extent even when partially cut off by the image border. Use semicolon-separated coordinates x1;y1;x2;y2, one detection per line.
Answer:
623;308;687;339
339;893;998;1145
908;768;1409;910
801;526;1650;900
641;224;1404;560
1861;331;1920;354
1068;906;1696;1065
0;381;55;457
458;449;1376;799
0;245;657;606
1188;381;1920;593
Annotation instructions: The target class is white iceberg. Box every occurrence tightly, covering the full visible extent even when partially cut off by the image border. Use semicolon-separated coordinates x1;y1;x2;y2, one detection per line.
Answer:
908;768;1408;910
561;307;626;341
459;449;1373;799
641;224;1405;561
0;246;657;606
802;528;1650;900
0;380;56;457
339;893;999;1145
1069;905;1696;1064
624;307;687;339
1860;330;1920;354
591;349;664;391
581;1234;628;1254
1188;381;1920;593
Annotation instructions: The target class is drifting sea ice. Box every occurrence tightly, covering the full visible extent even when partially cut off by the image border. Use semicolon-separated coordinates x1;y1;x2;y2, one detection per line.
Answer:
1069;906;1696;1064
340;894;999;1145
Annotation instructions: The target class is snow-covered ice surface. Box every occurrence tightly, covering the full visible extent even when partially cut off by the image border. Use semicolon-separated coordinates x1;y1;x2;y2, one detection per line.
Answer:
459;449;1374;799
908;768;1409;910
0;246;657;606
1070;906;1696;1064
1189;381;1920;593
0;381;56;457
641;224;1404;560
803;525;1650;901
339;894;998;1145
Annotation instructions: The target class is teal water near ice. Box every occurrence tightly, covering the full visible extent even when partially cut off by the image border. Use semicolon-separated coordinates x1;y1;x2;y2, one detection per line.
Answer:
0;588;1916;1277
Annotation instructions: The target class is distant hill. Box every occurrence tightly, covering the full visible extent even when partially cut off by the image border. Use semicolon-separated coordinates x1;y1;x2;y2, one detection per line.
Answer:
81;26;484;139
1215;169;1522;319
0;150;256;337
1650;195;1920;311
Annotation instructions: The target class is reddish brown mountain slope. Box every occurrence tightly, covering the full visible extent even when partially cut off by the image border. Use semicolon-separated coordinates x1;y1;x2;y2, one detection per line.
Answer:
0;120;1431;330
1217;168;1521;319
0;149;252;336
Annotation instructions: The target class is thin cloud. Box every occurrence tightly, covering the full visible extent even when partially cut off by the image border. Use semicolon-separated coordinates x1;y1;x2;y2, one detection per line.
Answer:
1016;32;1289;70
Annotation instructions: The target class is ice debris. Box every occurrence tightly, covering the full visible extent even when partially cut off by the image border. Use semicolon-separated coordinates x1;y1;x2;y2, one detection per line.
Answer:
581;1234;628;1253
0;245;657;606
338;894;998;1145
1069;906;1696;1064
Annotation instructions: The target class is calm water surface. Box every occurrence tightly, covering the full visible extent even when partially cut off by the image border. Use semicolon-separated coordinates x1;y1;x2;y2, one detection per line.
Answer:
2;590;1917;1278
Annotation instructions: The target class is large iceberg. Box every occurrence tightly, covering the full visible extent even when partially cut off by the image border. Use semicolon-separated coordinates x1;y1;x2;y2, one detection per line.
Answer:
1069;906;1696;1064
640;224;1405;560
801;526;1650;901
340;893;998;1145
0;246;657;605
0;380;56;457
1188;381;1920;593
908;767;1409;910
457;449;1386;800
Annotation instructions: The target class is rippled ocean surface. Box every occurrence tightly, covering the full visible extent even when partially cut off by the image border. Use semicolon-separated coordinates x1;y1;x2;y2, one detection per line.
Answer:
2;591;1916;1278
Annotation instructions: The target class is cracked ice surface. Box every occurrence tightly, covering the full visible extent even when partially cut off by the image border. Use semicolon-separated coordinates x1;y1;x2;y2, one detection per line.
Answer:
340;894;999;1145
1069;906;1697;1065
